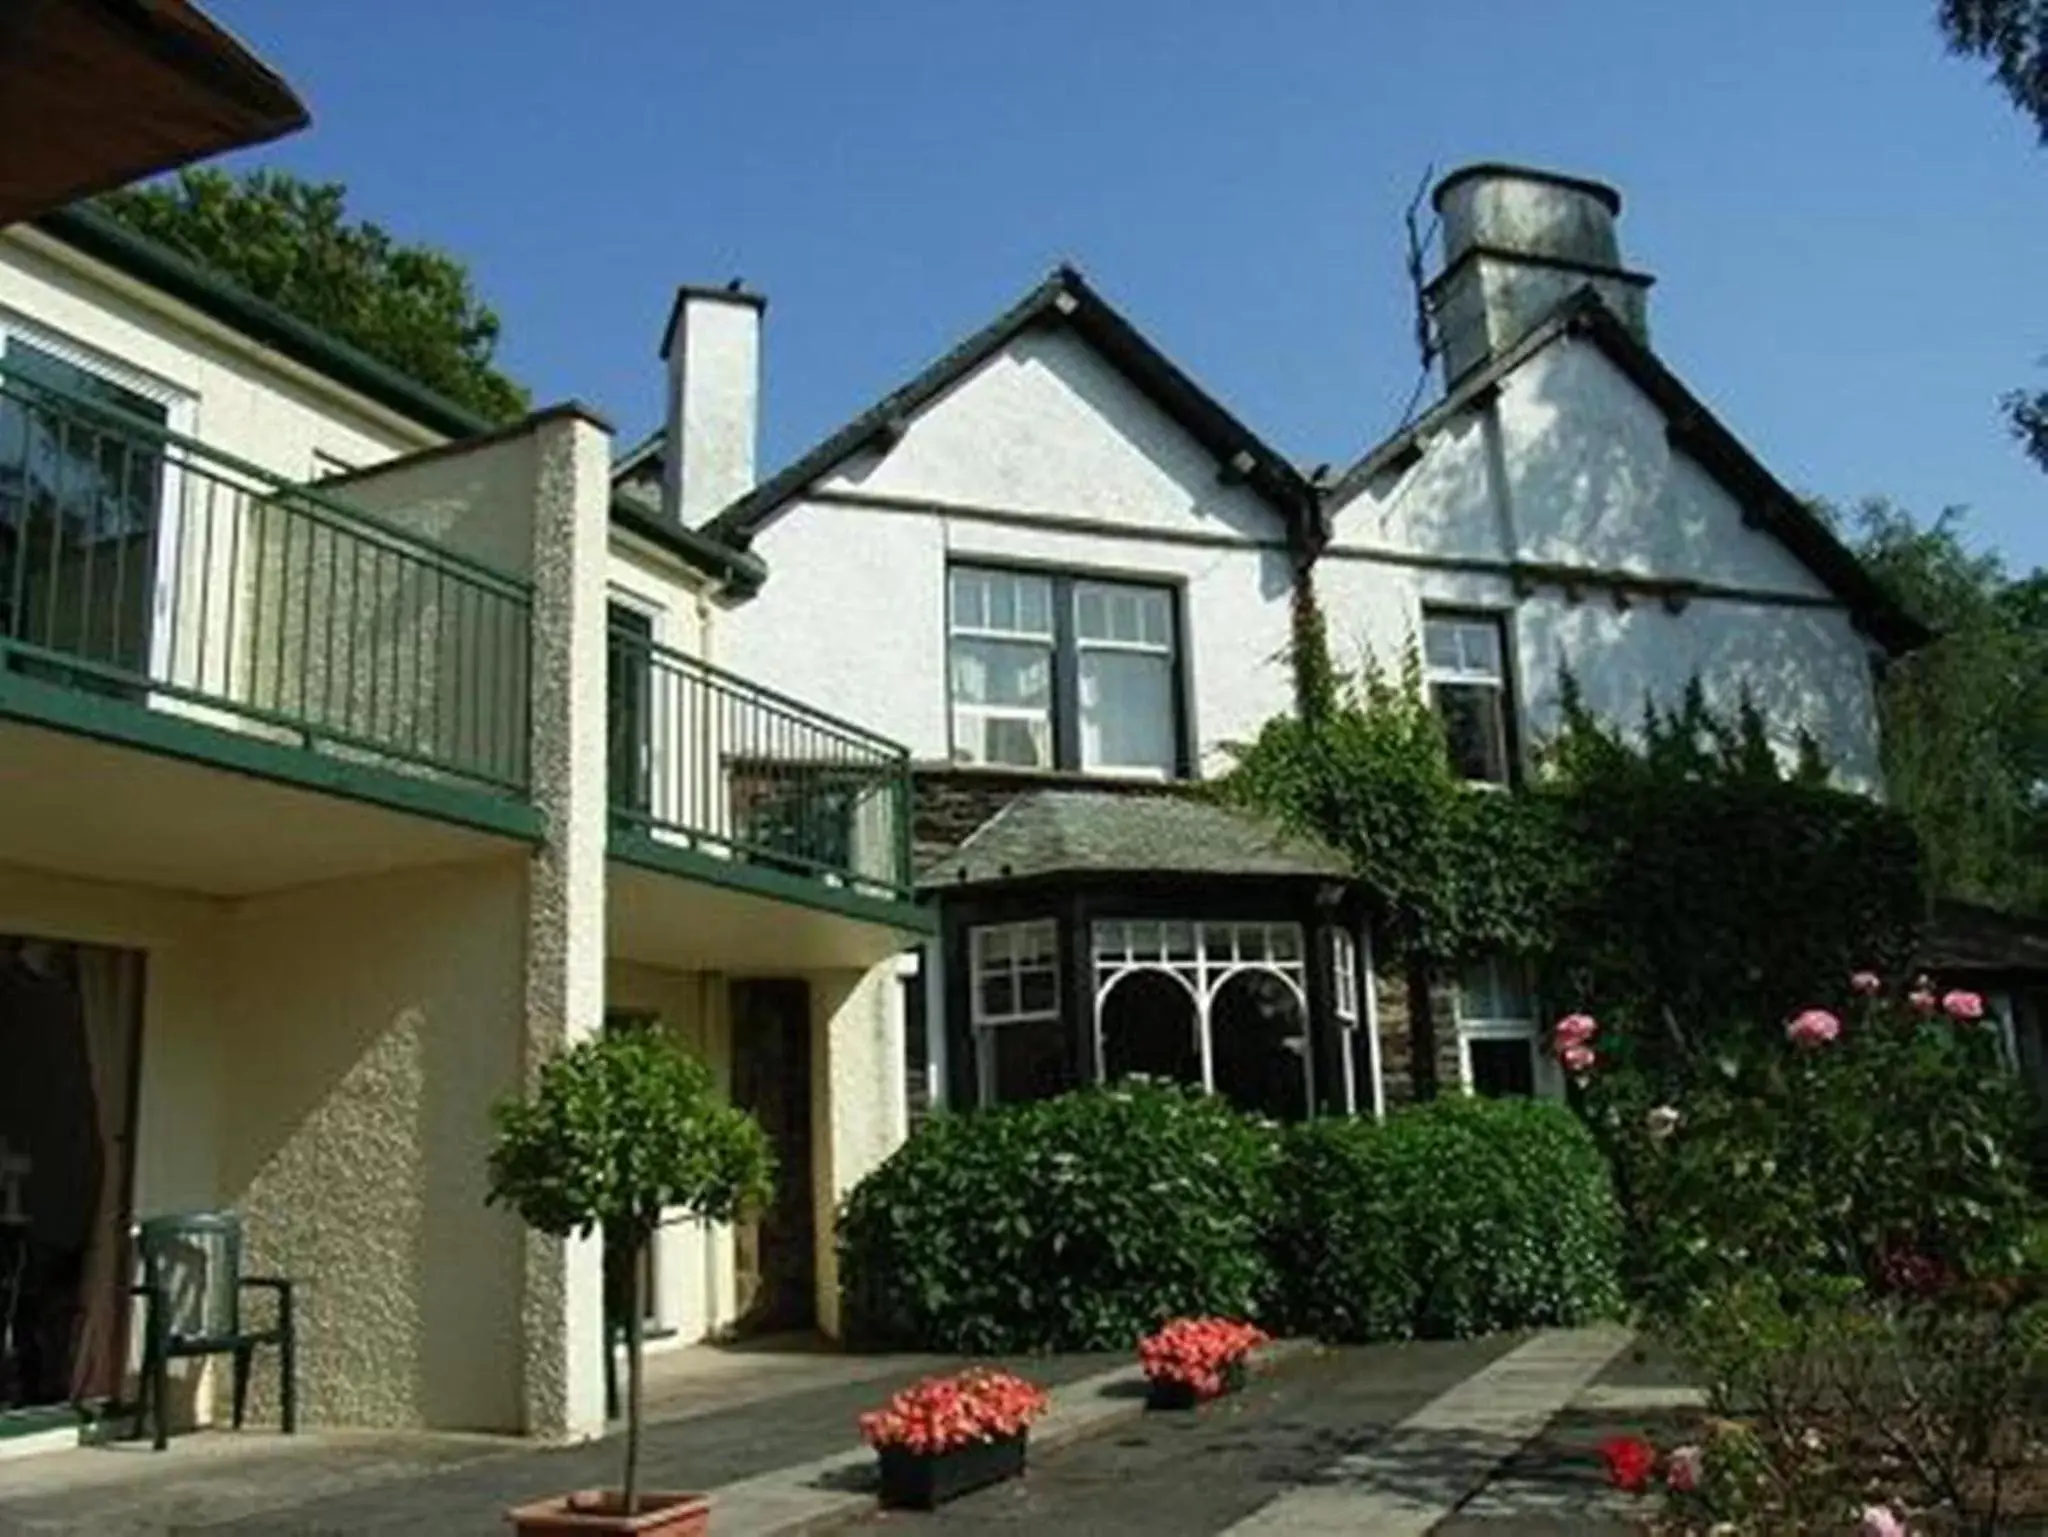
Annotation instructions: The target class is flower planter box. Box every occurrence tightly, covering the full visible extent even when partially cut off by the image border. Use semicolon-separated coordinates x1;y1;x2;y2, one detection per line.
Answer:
876;1431;1028;1510
506;1489;709;1536
1145;1354;1248;1411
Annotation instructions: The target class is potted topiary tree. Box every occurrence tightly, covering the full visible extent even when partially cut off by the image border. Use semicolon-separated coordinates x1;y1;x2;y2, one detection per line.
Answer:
489;1028;774;1535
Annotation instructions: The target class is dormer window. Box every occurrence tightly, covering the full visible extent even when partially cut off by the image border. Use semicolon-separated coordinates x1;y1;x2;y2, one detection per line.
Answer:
948;564;1182;777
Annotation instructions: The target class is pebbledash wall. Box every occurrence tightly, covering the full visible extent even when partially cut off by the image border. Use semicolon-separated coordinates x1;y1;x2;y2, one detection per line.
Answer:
715;324;1298;774
1319;334;1884;789
715;303;1883;805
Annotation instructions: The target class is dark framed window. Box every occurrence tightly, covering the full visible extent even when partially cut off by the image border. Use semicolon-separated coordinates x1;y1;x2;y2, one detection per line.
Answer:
605;603;655;819
1422;610;1515;785
948;565;1183;777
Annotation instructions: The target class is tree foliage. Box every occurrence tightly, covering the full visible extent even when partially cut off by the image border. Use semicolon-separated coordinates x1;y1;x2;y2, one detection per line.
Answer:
1936;1;2048;466
98;169;529;424
1833;498;2048;916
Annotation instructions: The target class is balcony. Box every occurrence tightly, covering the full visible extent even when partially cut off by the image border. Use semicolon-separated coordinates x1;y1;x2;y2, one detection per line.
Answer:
0;363;537;879
605;624;927;961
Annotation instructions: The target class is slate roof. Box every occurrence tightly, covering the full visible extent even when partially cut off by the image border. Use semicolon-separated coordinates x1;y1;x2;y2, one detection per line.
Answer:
628;265;1317;550
919;788;1350;890
1324;287;1930;656
1923;900;2048;978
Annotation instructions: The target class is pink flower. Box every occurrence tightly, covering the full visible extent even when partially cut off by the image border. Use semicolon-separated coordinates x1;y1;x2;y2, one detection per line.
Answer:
1548;1016;1597;1057
1858;1505;1908;1537
1850;971;1882;996
1645;1104;1682;1141
1665;1443;1703;1493
1786;1008;1842;1048
1559;1042;1597;1075
1909;988;1938;1017
1941;990;1984;1022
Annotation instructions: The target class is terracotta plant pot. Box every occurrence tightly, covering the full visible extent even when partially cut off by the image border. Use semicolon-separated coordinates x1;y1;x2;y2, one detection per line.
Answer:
506;1489;710;1536
1145;1354;1248;1411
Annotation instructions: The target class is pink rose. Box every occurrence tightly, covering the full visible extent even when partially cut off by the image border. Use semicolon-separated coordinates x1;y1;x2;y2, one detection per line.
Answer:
1941;990;1984;1022
1559;1043;1597;1075
1665;1443;1703;1493
1786;1008;1841;1048
1858;1505;1908;1537
1553;1014;1598;1051
1909;988;1938;1017
1850;971;1882;996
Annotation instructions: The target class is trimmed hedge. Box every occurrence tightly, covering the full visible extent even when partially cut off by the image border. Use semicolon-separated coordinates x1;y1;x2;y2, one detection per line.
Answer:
1270;1097;1624;1341
837;1080;1281;1352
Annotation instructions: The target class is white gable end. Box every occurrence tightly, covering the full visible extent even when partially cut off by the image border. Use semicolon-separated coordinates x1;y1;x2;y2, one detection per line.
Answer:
817;325;1285;541
1496;338;1830;596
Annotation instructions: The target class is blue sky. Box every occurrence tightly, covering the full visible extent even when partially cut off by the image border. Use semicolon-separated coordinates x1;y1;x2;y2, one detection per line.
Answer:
209;0;2047;570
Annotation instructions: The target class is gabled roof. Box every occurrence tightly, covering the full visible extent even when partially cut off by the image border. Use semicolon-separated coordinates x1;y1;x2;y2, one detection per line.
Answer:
919;788;1349;890
650;265;1316;548
1326;287;1930;656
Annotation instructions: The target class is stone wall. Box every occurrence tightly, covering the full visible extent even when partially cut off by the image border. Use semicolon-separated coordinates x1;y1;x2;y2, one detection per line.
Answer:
1372;967;1464;1106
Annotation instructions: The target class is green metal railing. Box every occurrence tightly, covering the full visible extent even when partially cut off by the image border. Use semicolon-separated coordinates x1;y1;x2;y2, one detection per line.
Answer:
0;367;532;794
607;624;914;903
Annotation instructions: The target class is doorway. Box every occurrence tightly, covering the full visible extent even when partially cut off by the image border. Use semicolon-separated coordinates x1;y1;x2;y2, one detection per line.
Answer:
728;979;816;1335
0;935;144;1414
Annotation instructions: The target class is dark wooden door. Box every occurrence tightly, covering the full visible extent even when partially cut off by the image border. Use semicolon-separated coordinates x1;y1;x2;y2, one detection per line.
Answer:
728;979;815;1334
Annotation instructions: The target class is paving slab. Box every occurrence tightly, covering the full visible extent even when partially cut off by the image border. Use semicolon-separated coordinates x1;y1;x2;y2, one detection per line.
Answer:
836;1335;1526;1536
0;1353;1114;1536
1217;1325;1635;1537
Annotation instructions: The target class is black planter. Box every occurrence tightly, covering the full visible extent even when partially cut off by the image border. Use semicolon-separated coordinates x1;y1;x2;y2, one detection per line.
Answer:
1145;1354;1248;1411
876;1430;1028;1510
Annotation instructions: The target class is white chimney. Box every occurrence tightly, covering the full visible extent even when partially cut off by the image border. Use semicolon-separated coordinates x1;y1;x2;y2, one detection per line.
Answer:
1426;164;1653;385
660;283;764;525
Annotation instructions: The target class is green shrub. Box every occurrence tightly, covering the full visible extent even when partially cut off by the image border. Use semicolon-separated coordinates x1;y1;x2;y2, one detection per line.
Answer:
1272;1096;1624;1341
837;1079;1281;1352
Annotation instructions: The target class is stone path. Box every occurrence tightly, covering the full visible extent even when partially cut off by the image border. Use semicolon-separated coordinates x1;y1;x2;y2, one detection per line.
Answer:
0;1328;1704;1537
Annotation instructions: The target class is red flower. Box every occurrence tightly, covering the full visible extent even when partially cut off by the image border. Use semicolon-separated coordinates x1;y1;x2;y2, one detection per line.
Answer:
1599;1434;1658;1494
1136;1317;1269;1397
857;1367;1049;1455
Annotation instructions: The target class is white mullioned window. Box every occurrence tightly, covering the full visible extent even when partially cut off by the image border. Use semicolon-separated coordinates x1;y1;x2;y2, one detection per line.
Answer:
1073;580;1175;776
948;568;1055;769
969;919;1064;1104
1455;954;1555;1099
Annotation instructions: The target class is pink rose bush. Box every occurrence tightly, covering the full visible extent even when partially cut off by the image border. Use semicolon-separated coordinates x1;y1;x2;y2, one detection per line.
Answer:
1941;989;1984;1022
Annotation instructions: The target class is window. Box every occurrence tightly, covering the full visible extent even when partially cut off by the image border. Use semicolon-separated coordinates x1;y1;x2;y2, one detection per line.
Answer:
1423;611;1514;784
1332;929;1360;1024
970;920;1066;1104
949;568;1054;768
949;565;1180;776
606;602;655;819
1456;955;1550;1099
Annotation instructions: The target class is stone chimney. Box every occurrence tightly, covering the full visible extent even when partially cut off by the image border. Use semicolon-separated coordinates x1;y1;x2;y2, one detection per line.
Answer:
660;282;765;526
1425;164;1653;385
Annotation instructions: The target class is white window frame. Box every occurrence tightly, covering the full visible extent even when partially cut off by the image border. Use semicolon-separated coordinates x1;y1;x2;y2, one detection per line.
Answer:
1072;579;1176;780
946;563;1182;779
947;567;1056;771
1332;927;1360;1116
1421;608;1514;787
970;919;1062;1106
0;313;195;687
1090;919;1311;1108
1454;953;1557;1099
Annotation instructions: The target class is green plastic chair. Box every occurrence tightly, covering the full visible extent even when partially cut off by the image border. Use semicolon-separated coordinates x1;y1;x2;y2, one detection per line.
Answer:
131;1213;295;1450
